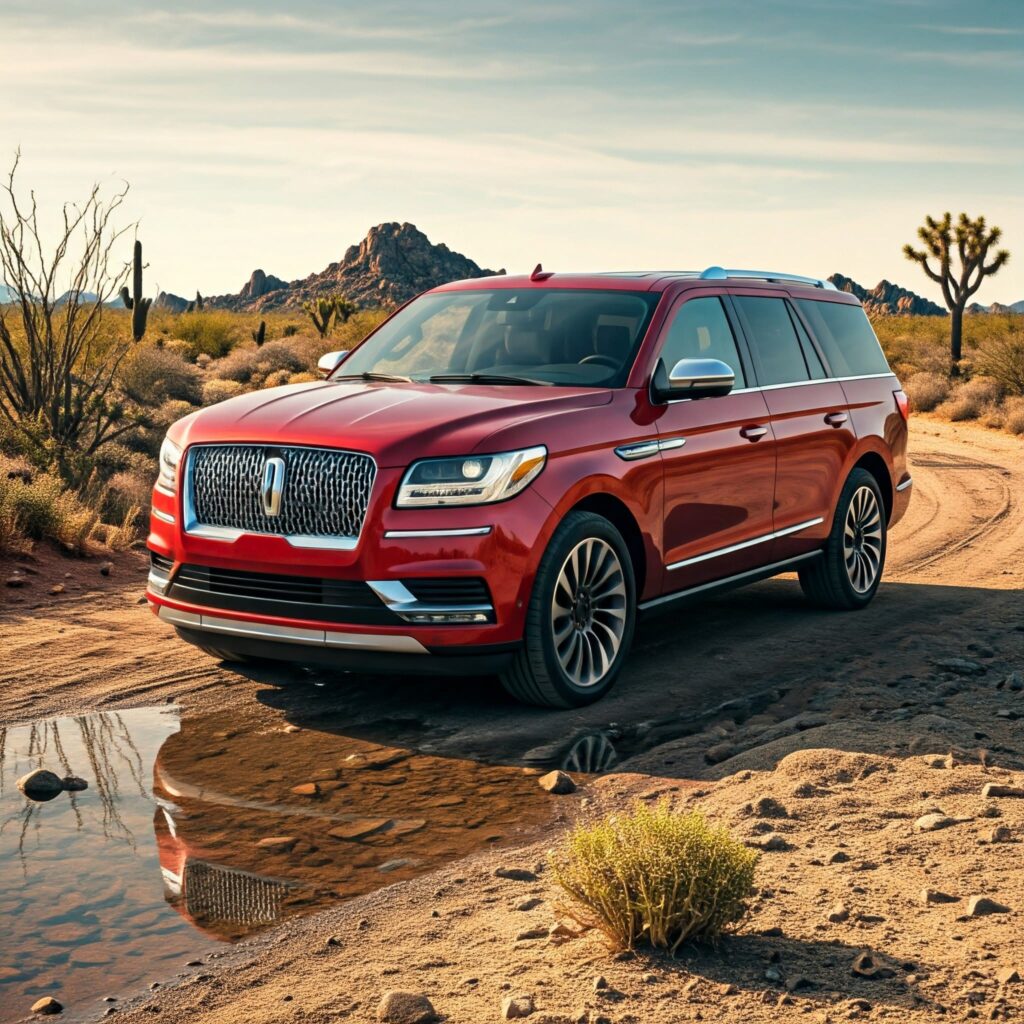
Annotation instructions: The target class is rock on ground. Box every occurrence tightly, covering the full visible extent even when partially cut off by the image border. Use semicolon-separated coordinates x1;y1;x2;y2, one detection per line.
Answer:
376;990;436;1024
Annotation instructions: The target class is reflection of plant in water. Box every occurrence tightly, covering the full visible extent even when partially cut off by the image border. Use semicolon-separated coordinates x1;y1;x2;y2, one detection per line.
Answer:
0;712;150;869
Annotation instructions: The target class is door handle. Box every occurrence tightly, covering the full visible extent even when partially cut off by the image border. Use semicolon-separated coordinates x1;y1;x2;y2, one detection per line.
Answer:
740;425;768;441
825;411;849;427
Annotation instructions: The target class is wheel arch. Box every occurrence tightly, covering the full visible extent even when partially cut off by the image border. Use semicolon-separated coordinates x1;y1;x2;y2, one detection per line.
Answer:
568;492;648;598
852;450;893;522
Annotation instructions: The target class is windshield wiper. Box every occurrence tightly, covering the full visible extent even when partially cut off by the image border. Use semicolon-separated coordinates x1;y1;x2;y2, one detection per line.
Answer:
428;373;551;386
334;371;413;383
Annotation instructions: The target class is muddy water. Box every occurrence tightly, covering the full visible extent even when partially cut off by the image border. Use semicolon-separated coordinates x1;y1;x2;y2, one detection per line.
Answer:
0;707;553;1022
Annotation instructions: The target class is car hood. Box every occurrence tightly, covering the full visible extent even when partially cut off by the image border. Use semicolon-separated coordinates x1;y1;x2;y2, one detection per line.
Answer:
170;380;612;466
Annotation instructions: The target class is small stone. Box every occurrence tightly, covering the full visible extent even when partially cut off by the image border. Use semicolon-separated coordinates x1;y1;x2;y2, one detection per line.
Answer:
915;813;958;832
328;818;392;841
641;972;658;984
720;983;739;995
593;976;608;991
31;997;63;1015
765;967;783;983
495;867;538;882
997;968;1020;984
325;935;342;947
752;796;789;818
826;902;850;923
826;849;850;864
1005;672;1024;692
17;769;65;802
515;928;548;942
290;782;320;798
5;574;27;587
776;993;795;1006
378;858;412;873
934;657;985;676
968;896;1011;917
752;833;791;851
921;889;960;905
846;998;872;1011
376;990;436;1023
990;825;1013;843
982;784;1024;799
62;776;88;792
49;584;65;595
515;899;543;912
100;562;113;576
256;836;298;853
785;976;815;992
501;993;535;1019
283;724;301;733
850;952;896;979
704;741;735;765
538;770;576;795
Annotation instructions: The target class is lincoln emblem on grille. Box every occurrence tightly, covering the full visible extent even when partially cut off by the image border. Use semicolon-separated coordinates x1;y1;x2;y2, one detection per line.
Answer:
260;456;286;517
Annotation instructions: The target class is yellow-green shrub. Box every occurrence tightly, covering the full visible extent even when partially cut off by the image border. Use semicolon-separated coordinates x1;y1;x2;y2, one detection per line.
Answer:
904;371;949;412
937;376;1003;422
119;344;202;405
0;457;97;551
174;311;242;358
202;378;246;405
551;801;758;952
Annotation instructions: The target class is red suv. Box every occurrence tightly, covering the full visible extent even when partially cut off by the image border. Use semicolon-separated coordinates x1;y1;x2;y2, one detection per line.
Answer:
147;267;911;707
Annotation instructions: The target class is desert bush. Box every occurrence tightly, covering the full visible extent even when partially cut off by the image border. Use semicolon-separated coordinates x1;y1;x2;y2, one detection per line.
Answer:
974;319;1024;396
288;371;318;385
282;324;299;337
1003;396;1024;435
0;456;98;551
202;378;246;405
119;344;202;406
174;310;242;359
211;339;308;384
102;470;152;526
195;352;212;369
551;801;758;952
937;376;1003;422
904;371;949;412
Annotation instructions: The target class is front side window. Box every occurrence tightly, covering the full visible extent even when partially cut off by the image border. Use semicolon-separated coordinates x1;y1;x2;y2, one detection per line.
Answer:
659;296;746;388
796;299;891;377
734;295;810;387
335;288;661;387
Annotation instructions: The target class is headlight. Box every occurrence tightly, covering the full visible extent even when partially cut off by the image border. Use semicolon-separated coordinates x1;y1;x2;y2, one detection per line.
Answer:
396;446;547;508
157;436;182;493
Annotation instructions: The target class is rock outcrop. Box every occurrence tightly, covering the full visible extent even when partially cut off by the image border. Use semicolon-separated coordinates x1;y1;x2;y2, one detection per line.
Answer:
828;274;946;316
208;223;502;312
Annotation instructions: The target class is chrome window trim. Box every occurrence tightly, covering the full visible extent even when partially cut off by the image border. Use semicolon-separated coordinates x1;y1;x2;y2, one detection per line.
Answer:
383;527;492;539
896;475;913;492
156;605;428;654
614;436;687;461
182;442;375;551
660;372;896;403
152;508;176;524
699;266;838;291
665;516;825;571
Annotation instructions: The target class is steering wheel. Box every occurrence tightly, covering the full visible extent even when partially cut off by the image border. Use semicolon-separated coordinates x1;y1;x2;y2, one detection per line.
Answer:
579;354;619;368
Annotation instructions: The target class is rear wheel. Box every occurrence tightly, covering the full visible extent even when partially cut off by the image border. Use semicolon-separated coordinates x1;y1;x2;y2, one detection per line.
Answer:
500;511;636;708
799;467;887;610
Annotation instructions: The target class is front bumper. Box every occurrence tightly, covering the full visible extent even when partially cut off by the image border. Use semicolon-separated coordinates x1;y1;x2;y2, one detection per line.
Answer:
146;475;556;662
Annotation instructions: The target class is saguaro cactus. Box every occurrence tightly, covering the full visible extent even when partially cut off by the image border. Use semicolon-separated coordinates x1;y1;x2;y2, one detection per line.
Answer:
252;320;266;347
119;239;152;342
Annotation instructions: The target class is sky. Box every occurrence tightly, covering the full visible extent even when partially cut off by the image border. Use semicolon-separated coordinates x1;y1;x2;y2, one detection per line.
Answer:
1;0;1023;304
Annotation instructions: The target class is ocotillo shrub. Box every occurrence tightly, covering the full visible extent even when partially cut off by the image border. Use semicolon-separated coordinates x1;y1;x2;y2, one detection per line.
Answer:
551;802;758;952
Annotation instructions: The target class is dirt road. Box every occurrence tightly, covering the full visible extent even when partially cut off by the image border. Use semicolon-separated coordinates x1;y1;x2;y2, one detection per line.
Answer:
1;418;1021;751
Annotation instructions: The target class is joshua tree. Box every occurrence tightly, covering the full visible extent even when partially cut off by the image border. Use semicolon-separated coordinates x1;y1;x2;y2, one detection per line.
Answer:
303;296;336;338
904;213;1010;374
0;152;141;482
251;319;266;347
119;239;152;342
334;296;358;325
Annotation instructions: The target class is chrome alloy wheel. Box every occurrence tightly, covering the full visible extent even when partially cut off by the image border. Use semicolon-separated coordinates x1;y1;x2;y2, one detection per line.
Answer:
843;485;883;593
551;538;628;688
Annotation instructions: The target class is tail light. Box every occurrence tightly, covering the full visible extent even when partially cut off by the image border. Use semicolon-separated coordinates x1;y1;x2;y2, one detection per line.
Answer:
894;389;909;421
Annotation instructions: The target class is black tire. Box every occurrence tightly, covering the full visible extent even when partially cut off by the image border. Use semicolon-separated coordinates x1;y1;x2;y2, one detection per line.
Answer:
500;510;636;708
799;467;887;610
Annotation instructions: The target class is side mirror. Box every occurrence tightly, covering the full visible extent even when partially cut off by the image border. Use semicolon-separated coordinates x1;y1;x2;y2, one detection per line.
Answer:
652;357;735;401
317;350;349;378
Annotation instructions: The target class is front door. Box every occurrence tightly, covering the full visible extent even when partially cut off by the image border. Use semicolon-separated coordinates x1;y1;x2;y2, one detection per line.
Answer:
651;294;777;594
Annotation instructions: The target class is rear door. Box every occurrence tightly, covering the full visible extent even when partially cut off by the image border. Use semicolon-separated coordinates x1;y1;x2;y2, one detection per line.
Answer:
651;293;777;593
730;292;857;562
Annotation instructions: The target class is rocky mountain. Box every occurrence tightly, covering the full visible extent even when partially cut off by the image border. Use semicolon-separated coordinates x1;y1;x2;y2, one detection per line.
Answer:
968;299;1024;314
828;273;946;316
207;222;503;312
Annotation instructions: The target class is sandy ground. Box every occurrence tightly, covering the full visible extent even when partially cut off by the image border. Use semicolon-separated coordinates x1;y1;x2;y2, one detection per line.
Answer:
2;417;1023;1023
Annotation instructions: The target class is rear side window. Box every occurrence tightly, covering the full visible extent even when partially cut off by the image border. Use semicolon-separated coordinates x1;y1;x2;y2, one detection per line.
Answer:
796;300;891;376
733;296;809;386
660;297;746;388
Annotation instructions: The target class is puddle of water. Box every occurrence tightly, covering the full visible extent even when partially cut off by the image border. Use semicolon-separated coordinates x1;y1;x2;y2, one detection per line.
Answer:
1;706;553;1021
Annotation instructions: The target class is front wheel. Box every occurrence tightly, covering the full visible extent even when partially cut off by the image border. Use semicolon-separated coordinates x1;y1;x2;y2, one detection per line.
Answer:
799;467;887;610
500;511;636;708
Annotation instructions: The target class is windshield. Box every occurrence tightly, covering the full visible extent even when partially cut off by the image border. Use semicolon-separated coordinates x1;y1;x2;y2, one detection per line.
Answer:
334;288;661;387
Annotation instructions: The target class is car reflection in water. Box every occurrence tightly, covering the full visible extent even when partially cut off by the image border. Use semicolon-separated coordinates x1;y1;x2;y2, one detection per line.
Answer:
149;710;555;940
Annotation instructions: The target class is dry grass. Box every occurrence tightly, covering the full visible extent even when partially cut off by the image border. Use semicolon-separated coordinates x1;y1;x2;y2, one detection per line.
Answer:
904;371;950;412
551;801;758;952
0;456;98;553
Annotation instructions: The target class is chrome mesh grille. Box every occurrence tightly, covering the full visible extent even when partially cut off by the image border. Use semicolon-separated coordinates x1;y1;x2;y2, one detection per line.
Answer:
189;444;375;539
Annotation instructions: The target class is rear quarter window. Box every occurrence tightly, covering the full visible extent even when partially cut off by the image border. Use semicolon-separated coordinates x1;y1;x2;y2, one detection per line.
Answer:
796;300;891;377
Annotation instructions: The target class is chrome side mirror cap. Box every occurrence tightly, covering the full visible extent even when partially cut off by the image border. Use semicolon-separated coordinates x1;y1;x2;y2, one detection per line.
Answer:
653;357;735;401
317;350;349;378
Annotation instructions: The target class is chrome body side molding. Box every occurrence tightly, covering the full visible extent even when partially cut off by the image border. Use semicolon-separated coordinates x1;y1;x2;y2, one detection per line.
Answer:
665;517;825;571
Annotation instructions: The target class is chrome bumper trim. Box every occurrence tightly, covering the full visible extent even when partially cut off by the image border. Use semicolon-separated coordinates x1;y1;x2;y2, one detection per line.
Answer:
666;517;825;571
383;527;492;539
156;605;428;654
366;579;494;622
148;571;170;594
152;508;176;525
896;475;913;492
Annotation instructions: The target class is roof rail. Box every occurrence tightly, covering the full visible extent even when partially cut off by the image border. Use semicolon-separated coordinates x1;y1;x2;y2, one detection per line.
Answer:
700;266;837;291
